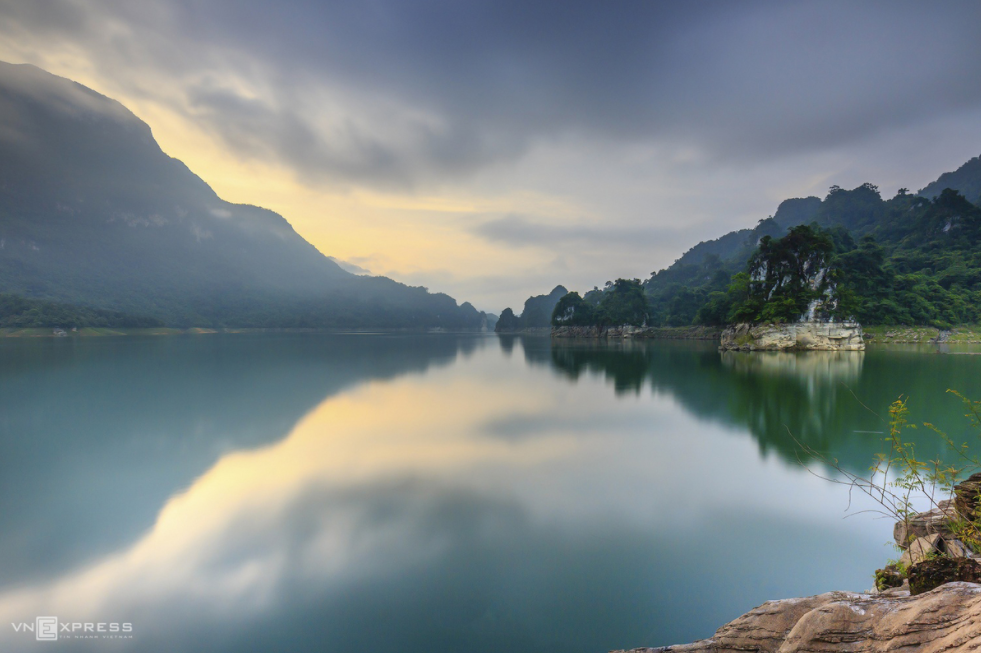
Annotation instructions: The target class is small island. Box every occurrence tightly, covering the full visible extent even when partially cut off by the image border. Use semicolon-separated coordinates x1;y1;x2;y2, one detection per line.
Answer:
542;224;871;350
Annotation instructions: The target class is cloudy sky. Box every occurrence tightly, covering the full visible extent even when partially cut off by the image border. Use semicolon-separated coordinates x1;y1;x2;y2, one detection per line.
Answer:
2;0;980;312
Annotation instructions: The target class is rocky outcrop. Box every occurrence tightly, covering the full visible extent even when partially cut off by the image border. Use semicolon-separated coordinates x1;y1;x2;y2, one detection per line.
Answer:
890;497;981;563
955;472;981;521
612;582;981;653
616;479;981;653
720;322;864;351
893;499;959;546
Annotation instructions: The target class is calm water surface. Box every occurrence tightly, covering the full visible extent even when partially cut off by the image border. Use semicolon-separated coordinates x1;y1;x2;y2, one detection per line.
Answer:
1;333;979;652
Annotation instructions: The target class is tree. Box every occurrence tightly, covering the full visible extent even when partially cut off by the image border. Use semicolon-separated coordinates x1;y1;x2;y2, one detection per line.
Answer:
597;279;649;326
551;292;595;326
730;224;838;323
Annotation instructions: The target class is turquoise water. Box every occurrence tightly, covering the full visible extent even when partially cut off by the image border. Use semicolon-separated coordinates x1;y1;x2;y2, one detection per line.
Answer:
0;333;979;651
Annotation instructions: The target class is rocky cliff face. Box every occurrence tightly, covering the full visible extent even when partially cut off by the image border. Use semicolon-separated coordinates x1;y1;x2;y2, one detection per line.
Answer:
613;582;981;653
720;322;864;351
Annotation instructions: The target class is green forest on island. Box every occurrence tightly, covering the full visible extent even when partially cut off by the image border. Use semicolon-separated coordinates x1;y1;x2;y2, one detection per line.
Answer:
498;156;981;331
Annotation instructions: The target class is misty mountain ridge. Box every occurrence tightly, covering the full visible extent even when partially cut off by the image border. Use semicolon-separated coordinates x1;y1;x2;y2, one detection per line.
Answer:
0;61;486;329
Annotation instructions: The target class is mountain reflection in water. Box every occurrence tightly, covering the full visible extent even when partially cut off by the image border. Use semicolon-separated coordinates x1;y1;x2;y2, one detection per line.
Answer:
0;333;977;652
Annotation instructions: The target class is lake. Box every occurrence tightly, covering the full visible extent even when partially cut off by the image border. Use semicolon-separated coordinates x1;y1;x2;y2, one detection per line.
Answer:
0;333;979;651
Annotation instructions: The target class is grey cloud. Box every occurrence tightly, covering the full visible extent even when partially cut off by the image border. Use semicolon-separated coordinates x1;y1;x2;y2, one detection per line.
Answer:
3;0;981;189
184;81;525;189
3;0;981;311
473;213;688;251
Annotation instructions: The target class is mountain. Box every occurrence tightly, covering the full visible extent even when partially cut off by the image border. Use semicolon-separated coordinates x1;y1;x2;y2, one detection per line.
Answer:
555;154;981;329
669;196;822;270
0;61;486;329
495;285;567;331
919;156;981;204
646;159;981;300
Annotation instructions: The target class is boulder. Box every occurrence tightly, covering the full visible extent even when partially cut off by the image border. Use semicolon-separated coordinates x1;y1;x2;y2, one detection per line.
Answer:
945;538;975;559
892;499;958;547
898;533;943;567
613;582;981;653
908;557;981;596
954;472;981;521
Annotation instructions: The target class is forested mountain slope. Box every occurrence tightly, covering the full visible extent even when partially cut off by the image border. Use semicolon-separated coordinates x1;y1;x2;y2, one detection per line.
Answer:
535;155;981;330
636;163;981;328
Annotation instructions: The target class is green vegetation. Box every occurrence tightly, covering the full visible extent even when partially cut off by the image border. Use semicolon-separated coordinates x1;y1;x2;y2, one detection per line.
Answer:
695;225;838;326
733;185;981;328
0;293;163;328
549;166;981;328
551;279;649;326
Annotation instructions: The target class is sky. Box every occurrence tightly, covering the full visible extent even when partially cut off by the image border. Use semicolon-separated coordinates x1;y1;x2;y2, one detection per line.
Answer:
1;0;981;313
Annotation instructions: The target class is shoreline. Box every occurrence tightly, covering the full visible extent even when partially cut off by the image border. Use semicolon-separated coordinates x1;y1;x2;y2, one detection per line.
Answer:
548;325;722;340
0;327;494;338
863;324;981;344
531;324;981;345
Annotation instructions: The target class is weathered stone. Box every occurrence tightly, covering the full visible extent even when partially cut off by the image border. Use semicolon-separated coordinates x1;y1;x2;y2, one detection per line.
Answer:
892;499;958;547
898;533;943;567
611;582;981;653
719;322;864;351
954;472;981;521
945;538;976;559
908;557;981;595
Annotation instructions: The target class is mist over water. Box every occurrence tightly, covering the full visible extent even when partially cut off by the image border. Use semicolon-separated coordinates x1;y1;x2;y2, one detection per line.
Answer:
0;333;978;652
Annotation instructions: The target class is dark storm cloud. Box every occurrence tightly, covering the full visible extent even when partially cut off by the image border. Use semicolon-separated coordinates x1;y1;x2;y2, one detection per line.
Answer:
3;0;981;189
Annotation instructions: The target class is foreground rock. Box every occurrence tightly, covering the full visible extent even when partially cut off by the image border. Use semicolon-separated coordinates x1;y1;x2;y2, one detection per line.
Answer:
909;557;981;596
954;472;981;520
893;499;959;546
613;582;981;653
720;322;864;351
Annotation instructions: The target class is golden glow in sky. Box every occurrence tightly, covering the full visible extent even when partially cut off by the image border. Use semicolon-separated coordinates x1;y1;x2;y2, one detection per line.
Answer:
2;1;979;311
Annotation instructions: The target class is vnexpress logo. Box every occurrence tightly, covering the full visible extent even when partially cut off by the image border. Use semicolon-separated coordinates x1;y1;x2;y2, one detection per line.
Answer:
36;616;58;641
10;616;58;641
12;616;133;641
